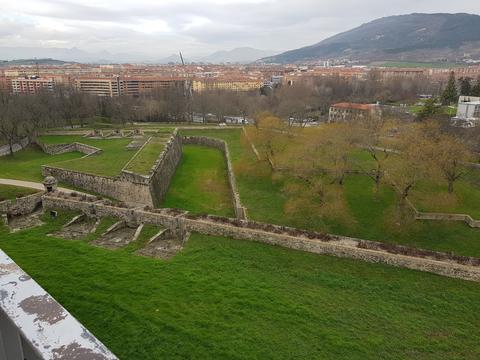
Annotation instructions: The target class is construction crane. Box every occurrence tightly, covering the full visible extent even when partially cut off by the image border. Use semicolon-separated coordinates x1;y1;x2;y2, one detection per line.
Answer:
179;51;185;66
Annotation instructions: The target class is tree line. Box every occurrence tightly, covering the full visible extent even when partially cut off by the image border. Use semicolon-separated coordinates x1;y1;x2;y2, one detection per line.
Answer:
248;112;475;223
0;73;450;155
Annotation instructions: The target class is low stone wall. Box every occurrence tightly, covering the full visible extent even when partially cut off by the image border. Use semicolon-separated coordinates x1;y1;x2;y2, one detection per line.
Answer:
0;192;44;216
41;166;153;207
182;136;247;219
415;212;480;228
37;141;102;156
0;137;30;157
42;194;480;282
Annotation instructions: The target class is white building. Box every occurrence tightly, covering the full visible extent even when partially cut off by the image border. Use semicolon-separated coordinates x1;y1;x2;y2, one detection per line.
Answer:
451;96;480;128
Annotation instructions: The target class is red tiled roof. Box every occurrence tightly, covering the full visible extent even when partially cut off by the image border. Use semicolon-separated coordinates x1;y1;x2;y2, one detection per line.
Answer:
331;102;376;111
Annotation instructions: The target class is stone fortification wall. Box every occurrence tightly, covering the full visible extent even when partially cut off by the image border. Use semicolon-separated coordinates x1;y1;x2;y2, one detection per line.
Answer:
0;192;44;216
182;136;247;219
40;131;183;207
41;166;153;207
42;193;480;282
37;141;102;156
149;130;183;206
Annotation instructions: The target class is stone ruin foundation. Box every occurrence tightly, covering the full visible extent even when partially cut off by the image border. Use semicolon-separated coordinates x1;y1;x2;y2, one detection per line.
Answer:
91;223;138;250
6;211;44;233
51;217;98;240
136;229;187;260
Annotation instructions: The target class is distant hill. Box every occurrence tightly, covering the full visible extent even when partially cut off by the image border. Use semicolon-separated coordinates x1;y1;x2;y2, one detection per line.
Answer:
260;13;480;64
0;58;73;66
200;47;278;64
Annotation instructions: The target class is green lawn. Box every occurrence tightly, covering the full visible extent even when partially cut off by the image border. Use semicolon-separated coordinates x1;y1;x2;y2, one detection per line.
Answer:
0;184;38;201
163;145;234;217
411;174;480;220
180;129;480;257
39;135;133;177
408;104;457;116
0;214;479;359
0;146;83;181
125;135;170;175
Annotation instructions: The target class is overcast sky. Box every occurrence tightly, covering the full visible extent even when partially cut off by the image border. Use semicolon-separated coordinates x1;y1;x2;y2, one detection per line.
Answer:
0;0;479;59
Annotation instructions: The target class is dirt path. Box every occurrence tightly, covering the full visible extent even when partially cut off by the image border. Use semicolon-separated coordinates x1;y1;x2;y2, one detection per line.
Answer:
0;178;83;194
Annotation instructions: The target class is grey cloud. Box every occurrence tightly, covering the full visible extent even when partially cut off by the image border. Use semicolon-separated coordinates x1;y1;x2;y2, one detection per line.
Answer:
0;0;479;59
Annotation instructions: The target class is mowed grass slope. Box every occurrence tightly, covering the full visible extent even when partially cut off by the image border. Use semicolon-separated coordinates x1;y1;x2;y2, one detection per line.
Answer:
39;135;132;177
125;135;170;175
0;184;38;201
0;215;479;359
180;129;480;257
0;146;82;181
163;145;234;217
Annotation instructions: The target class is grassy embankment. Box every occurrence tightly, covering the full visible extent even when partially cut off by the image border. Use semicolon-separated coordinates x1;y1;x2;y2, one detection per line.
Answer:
0;184;38;201
124;133;172;175
163;145;235;217
38;135;132;177
1;213;479;359
180;128;480;257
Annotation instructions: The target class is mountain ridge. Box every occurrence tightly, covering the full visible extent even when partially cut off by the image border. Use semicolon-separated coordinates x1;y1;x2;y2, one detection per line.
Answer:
260;13;480;64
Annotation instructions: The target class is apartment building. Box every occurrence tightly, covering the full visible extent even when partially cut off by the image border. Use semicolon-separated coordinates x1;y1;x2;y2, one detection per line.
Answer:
451;95;480;128
10;76;55;94
192;77;263;92
75;77;120;97
328;102;381;123
75;76;187;97
119;77;187;96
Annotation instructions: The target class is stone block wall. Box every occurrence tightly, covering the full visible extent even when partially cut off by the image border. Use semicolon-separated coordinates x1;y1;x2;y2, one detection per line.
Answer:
149;130;183;206
0;192;44;216
41;166;153;207
0;137;30;157
182;136;247;219
40;132;183;207
42;194;480;282
36;141;102;156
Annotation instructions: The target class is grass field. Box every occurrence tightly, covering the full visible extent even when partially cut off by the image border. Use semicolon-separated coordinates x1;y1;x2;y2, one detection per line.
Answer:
180;128;480;257
0;184;38;201
39;135;132;177
411;176;480;220
163;145;234;217
0;146;82;181
1;214;479;359
408;104;457;117
125;134;171;175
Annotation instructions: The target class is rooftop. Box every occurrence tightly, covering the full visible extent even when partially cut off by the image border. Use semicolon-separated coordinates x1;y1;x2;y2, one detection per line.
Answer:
331;102;377;111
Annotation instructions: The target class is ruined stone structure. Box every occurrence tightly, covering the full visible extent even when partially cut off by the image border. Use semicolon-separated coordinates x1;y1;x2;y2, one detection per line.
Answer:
41;130;183;207
0;192;43;217
36;141;102;157
42;193;480;282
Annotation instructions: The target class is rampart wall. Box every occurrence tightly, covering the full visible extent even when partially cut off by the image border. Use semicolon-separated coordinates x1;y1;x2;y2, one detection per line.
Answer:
41;132;183;207
150;130;183;206
42;194;480;282
0;192;44;216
